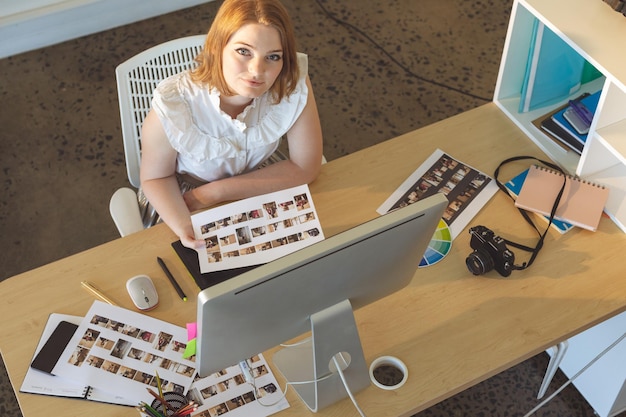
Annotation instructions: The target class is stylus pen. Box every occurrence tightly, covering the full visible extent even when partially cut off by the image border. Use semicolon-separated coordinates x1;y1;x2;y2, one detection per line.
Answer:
81;281;118;306
157;257;188;301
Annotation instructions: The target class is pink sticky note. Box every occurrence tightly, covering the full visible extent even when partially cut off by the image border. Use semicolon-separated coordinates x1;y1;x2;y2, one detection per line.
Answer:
187;322;197;340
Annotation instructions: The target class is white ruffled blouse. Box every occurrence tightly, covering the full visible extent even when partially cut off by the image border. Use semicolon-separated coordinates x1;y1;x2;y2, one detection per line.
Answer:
151;53;309;183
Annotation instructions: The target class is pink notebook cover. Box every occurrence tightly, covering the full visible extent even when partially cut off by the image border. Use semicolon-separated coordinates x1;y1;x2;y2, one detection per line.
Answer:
514;165;609;231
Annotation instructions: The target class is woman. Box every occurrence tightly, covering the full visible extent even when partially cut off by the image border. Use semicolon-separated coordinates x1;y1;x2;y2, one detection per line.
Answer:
140;0;323;249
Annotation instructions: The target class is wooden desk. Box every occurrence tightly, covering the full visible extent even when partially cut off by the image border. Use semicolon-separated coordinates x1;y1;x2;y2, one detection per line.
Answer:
2;104;626;417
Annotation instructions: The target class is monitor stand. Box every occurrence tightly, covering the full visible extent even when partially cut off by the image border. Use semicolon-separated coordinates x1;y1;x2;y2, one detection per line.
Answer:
272;299;370;412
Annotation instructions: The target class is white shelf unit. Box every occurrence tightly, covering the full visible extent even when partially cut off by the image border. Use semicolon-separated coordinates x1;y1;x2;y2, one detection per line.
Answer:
495;2;626;415
549;311;626;417
494;0;626;232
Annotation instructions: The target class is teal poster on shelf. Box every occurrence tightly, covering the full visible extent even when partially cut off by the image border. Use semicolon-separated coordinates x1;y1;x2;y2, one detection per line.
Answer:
519;20;586;113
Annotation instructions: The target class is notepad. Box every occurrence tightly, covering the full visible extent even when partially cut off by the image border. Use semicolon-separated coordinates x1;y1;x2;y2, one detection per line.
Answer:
515;165;609;231
20;313;136;406
504;169;574;234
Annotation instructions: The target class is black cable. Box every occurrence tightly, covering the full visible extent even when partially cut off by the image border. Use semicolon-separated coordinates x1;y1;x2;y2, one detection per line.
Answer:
313;0;493;102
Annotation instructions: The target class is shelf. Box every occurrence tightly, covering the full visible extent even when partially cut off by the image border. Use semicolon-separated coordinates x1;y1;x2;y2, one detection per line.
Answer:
596;119;626;163
523;0;626;92
495;0;626;233
495;77;605;174
496;2;626;415
581;155;626;233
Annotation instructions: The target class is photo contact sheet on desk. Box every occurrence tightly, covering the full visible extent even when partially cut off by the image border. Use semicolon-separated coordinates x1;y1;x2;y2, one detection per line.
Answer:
191;184;325;274
378;148;499;240
51;301;197;405
36;301;289;416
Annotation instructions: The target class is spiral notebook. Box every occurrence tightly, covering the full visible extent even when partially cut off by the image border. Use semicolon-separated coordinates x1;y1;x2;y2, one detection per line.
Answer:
514;165;609;231
20;313;136;406
504;168;574;234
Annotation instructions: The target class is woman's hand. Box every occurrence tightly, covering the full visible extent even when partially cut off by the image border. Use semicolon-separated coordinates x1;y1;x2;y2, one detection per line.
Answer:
179;229;206;250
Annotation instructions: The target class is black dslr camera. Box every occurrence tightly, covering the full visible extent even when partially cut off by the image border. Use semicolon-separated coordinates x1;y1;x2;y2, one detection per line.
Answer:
465;225;515;277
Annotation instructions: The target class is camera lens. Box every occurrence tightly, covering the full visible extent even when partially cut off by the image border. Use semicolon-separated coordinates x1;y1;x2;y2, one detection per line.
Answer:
465;249;494;275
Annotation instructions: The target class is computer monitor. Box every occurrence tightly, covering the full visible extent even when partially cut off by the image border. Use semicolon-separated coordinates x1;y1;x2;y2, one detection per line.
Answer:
196;193;447;411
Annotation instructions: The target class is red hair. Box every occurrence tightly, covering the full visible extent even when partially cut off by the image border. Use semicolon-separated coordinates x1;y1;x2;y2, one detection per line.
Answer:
191;0;299;101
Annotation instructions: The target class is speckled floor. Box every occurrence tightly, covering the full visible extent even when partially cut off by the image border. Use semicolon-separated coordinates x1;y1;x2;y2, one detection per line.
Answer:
0;0;619;416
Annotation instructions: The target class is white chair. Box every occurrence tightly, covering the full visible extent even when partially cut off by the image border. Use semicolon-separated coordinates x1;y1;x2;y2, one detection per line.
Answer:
110;34;207;237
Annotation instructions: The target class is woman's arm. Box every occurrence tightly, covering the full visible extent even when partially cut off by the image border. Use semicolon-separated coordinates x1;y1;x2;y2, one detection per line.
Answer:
140;110;205;248
183;75;324;211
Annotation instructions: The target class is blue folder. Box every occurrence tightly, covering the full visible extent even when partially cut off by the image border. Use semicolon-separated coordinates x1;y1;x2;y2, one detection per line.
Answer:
519;20;586;113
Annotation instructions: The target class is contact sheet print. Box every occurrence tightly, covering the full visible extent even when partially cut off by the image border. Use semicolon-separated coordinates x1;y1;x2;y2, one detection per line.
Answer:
192;185;325;274
52;301;197;405
50;301;289;416
377;148;499;239
187;355;288;417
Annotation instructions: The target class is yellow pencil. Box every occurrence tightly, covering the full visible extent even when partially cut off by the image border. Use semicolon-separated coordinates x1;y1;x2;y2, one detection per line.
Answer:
155;370;164;398
80;281;117;306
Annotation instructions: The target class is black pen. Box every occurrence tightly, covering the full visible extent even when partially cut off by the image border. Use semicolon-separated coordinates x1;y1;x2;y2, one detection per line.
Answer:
157;257;187;301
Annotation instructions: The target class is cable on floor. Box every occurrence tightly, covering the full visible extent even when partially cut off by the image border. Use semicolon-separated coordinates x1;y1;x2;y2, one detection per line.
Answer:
313;0;493;102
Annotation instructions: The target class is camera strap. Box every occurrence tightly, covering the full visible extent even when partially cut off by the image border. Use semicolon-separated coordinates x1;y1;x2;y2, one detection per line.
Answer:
493;156;567;271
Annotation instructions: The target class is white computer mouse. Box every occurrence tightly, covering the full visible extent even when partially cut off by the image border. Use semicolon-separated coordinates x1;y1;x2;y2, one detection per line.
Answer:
126;275;159;311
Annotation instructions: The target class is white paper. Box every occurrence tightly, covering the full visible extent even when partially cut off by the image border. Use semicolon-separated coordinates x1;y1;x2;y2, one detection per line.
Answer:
52;301;197;406
187;354;289;416
377;149;499;239
48;302;289;416
192;184;325;273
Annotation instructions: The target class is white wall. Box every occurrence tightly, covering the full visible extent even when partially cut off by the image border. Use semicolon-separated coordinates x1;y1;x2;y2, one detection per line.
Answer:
0;0;213;59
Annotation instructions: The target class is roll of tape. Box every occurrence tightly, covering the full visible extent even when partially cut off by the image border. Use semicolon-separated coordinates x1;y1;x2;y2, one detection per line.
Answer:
369;355;408;390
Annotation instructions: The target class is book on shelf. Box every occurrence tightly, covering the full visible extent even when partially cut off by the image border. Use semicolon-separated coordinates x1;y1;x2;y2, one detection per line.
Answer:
514;165;609;232
550;90;602;146
532;99;585;154
531;90;601;155
504;168;574;234
540;117;583;154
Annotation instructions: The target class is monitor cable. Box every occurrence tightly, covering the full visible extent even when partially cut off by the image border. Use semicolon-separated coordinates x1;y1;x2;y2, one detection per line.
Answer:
246;368;335;408
243;349;368;416
332;353;368;417
312;0;492;102
522;331;626;417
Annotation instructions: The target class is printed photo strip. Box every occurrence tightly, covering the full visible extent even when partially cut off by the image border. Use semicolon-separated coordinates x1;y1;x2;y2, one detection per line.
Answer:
192;185;325;273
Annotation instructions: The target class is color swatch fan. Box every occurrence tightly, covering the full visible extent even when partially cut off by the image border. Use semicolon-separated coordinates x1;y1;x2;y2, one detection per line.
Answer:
419;219;452;267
